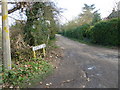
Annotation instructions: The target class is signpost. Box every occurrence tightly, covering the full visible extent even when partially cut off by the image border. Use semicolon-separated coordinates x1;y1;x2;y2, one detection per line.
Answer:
32;44;46;58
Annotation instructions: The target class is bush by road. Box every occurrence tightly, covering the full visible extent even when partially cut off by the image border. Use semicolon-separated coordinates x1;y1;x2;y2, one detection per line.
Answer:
61;18;119;47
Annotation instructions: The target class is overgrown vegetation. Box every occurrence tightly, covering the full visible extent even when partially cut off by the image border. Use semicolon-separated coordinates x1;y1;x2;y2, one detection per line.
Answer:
60;4;119;47
61;24;91;40
10;23;31;61
91;18;119;46
61;18;119;47
2;1;61;88
3;58;53;88
3;21;56;88
24;2;60;46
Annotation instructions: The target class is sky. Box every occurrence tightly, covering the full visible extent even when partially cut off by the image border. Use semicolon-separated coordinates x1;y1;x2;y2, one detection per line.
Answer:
0;0;119;28
55;0;119;24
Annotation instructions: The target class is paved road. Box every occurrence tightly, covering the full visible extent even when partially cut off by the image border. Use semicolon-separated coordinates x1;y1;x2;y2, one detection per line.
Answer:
35;34;118;88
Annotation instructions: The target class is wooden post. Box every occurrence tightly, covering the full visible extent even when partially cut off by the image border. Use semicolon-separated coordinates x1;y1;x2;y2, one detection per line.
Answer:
43;48;45;57
33;51;36;58
2;0;11;70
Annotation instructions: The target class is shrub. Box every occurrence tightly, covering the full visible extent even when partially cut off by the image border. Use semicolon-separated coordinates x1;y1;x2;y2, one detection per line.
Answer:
76;24;90;39
90;18;119;46
61;18;119;47
62;24;91;40
10;23;32;61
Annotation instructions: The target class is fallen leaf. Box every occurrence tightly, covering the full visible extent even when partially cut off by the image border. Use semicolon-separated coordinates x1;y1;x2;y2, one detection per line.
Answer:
62;79;73;83
9;86;13;88
87;78;90;81
29;83;31;85
55;57;57;58
24;65;27;67
49;83;52;85
54;66;58;69
40;82;43;85
66;80;70;82
82;85;85;88
46;83;50;86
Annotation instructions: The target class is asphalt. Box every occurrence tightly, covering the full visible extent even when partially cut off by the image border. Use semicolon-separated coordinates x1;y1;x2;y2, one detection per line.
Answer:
34;34;118;88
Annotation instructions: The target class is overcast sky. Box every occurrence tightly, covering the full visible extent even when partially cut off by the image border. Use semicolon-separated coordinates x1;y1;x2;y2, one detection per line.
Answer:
0;0;119;28
56;0;119;24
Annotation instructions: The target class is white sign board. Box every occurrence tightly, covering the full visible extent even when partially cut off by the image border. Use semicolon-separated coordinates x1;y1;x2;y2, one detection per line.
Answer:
32;44;46;51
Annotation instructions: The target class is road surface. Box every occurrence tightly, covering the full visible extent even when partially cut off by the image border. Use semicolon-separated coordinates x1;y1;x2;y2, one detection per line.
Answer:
34;34;118;88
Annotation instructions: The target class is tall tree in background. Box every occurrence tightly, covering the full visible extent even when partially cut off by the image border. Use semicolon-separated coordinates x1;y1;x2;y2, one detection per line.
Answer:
91;10;101;25
78;4;101;25
62;4;101;31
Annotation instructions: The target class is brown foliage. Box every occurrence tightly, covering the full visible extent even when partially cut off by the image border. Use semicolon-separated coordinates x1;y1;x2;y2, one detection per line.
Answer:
10;23;32;61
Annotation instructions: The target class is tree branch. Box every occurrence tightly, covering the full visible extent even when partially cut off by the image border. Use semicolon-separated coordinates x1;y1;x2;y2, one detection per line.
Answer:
0;5;21;15
8;5;21;14
0;2;28;15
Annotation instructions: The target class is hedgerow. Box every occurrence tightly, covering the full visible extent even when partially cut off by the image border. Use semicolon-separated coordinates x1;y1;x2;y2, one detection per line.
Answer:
61;18;119;46
90;18;119;46
62;24;91;40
